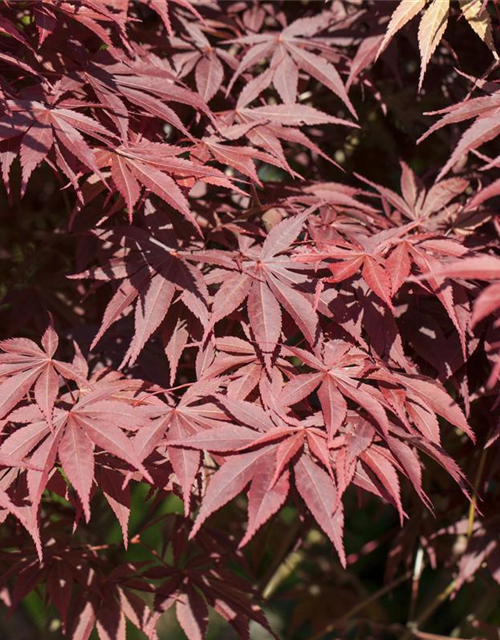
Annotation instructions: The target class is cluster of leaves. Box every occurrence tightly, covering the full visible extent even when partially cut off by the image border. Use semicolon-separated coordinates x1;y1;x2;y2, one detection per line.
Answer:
0;1;499;639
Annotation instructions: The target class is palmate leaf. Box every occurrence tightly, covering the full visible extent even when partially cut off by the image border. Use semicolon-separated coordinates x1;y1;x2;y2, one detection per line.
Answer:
135;0;203;36
172;21;235;103
37;0;128;48
0;322;81;420
417;255;500;385
2;389;153;525
165;391;343;558
227;13;356;115
296;183;473;355
96;141;237;226
188;208;319;370
377;0;497;88
71;223;209;367
278;340;388;440
0;94;115;195
134;379;231;514
219;98;356;172
145;516;279;640
1;546;153;640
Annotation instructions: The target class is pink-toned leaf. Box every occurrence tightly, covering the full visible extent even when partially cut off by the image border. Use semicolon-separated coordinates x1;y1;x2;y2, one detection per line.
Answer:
190;448;269;538
176;586;209;640
294;455;345;566
58;421;95;521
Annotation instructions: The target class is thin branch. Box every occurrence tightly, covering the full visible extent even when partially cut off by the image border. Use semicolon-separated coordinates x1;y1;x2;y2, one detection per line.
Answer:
467;430;490;539
305;570;412;640
400;580;457;640
412;632;472;640
259;517;303;600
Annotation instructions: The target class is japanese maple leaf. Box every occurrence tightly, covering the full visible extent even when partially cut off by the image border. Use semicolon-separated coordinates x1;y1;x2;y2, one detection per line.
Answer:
1;387;153;522
171;21;237;102
305;223;419;309
377;0;497;90
357;164;469;231
34;0;128;49
417;255;500;385
80;54;214;140
227;12;356;114
145;518;278;640
95;139;236;226
134;379;231;513
71;223;209;368
169;395;345;563
297;210;471;352
67;559;152;640
277;339;389;440
4;541;152;640
187;209;319;371
217;97;356;172
199;336;295;401
329;414;408;521
0;322;81;420
329;409;471;520
295;225;416;310
280;336;474;445
0;92;114;195
419;87;500;178
194;123;297;184
135;0;203;36
333;406;468;515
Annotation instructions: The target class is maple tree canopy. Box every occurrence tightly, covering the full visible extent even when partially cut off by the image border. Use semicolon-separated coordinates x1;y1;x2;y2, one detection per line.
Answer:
0;1;499;639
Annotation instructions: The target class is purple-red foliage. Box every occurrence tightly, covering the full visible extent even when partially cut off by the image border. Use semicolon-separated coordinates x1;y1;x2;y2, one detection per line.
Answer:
0;1;499;639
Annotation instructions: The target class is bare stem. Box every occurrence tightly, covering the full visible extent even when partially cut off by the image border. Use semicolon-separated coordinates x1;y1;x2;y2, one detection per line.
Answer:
412;632;471;640
305;570;412;640
259;518;302;600
467;432;490;539
400;579;457;640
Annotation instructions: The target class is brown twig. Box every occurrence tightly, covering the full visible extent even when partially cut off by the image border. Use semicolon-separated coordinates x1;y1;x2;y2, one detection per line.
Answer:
305;570;413;640
259;517;303;600
400;579;457;640
412;632;471;640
